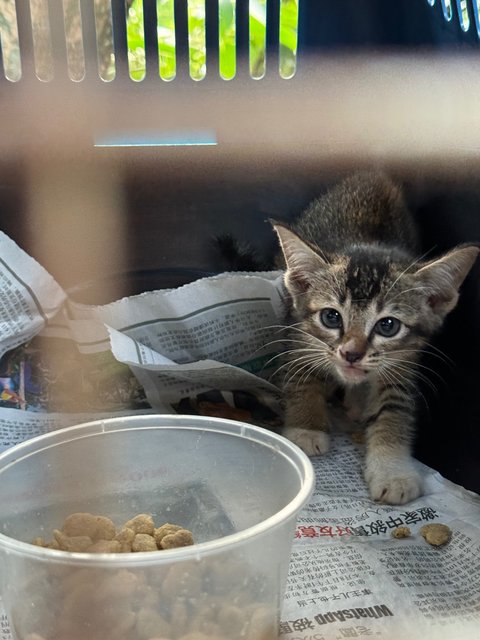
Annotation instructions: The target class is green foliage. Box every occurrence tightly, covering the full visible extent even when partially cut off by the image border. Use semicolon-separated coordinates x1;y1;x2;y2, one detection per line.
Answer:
249;0;266;78
126;0;146;80
157;0;176;79
219;0;236;80
279;0;299;78
125;0;299;81
187;0;206;80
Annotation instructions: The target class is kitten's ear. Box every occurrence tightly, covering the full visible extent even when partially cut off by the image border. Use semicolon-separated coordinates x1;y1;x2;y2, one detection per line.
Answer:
272;222;330;296
414;244;479;316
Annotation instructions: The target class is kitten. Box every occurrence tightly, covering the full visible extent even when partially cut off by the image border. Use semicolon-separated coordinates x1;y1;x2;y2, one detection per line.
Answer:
272;172;479;505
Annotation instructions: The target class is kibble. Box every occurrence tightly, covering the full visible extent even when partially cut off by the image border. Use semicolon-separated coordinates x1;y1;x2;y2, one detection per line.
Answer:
124;514;155;536
154;523;183;546
391;526;411;539
420;523;452;546
33;512;194;554
62;512;99;538
115;526;136;553
160;530;195;550
24;514;277;640
132;533;159;553
88;539;122;553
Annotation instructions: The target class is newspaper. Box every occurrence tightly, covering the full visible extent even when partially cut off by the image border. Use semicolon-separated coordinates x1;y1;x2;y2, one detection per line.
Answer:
0;230;479;640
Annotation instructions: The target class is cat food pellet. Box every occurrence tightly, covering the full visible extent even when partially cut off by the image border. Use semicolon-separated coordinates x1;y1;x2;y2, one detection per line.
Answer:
94;515;117;540
115;526;136;552
53;530;93;552
420;523;452;546
111;609;137;637
46;539;60;550
245;605;277;640
31;537;46;547
217;605;245;634
391;526;411;539
88;539;122;553
124;514;155;536
136;607;172;640
132;533;158;553
161;562;203;599
160;530;195;550
62;512;99;538
96;569;140;600
154;523;183;545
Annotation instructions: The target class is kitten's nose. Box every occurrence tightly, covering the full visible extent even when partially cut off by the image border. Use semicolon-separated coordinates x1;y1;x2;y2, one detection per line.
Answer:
339;335;367;364
345;351;363;364
342;350;364;364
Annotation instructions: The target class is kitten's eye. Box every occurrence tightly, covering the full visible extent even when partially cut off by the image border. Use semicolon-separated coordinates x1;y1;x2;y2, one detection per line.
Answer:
320;308;343;329
374;317;401;337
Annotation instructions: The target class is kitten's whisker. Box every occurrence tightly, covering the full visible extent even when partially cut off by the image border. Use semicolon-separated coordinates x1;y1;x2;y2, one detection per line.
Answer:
384;249;436;298
259;338;299;352
423;343;456;368
386;355;446;384
377;363;409;392
387;361;439;396
261;323;292;331
261;352;290;371
264;346;330;371
262;337;321;349
285;328;333;351
280;352;333;389
389;346;454;369
377;358;416;391
293;359;332;390
274;352;327;380
378;360;423;400
285;352;332;376
387;285;431;303
378;364;430;412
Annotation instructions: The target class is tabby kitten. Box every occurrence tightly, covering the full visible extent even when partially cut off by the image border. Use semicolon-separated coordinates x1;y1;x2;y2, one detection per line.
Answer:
272;172;478;505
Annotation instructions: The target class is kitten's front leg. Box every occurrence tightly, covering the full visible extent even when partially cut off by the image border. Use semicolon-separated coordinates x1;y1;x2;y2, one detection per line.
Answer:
364;403;422;505
282;380;331;456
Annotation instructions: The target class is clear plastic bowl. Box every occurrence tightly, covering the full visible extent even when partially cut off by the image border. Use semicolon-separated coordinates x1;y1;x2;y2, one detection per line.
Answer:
0;414;314;640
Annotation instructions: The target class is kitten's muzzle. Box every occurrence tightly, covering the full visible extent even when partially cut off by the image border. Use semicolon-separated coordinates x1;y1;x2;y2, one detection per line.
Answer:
338;334;367;365
339;347;366;364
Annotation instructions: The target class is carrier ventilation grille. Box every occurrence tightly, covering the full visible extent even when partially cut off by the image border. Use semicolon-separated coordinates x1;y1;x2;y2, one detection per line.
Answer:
0;0;299;82
428;0;480;36
2;1;478;84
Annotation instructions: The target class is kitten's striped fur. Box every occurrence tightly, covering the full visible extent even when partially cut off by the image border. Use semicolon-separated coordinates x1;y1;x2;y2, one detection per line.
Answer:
273;172;478;504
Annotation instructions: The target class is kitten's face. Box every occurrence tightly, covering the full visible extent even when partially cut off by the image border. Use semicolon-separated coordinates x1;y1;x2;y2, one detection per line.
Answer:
291;260;430;386
274;225;478;388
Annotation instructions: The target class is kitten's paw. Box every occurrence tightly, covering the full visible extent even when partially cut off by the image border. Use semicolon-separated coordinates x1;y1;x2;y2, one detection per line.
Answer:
283;427;330;456
365;463;423;505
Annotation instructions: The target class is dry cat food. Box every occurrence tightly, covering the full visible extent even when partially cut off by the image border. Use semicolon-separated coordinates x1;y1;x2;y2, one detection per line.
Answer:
19;514;277;639
15;556;276;640
420;523;452;547
391;525;411;539
32;512;194;553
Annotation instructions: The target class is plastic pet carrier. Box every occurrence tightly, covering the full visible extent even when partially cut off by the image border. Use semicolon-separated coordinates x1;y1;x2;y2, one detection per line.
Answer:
0;2;480;495
1;4;480;640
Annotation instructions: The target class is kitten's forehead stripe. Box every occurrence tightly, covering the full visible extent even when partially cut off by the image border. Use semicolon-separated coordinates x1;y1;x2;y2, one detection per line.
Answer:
346;252;390;301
